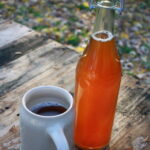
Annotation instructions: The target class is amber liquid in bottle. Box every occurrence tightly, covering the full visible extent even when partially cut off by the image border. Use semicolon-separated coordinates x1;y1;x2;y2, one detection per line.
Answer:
74;31;122;149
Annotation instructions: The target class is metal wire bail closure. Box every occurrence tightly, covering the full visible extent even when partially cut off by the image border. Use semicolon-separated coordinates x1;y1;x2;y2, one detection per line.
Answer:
89;0;124;14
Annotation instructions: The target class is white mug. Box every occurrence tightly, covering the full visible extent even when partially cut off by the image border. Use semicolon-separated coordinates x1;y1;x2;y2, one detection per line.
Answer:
20;86;74;150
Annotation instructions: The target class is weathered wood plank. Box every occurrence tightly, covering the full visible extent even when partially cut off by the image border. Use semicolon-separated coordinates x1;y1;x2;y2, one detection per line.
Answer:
111;76;150;150
0;39;79;96
0;21;46;65
0;21;32;48
0;71;150;149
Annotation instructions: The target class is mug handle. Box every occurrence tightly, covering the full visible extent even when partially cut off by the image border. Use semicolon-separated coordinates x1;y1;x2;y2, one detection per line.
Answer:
47;125;69;150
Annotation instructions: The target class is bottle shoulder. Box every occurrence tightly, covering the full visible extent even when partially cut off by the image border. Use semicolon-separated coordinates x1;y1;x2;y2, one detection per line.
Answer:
76;56;122;81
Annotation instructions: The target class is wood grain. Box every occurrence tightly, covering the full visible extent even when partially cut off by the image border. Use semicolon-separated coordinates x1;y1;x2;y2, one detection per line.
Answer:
0;20;46;65
0;39;79;96
0;21;30;48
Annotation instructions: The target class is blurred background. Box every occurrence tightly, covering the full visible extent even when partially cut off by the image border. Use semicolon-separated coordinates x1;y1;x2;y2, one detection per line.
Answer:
0;0;150;84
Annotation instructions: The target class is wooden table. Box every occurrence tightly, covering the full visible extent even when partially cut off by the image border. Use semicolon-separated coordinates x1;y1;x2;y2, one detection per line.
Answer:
0;21;150;150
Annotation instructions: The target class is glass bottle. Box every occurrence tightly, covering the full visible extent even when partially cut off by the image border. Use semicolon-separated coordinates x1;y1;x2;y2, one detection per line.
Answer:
74;0;124;149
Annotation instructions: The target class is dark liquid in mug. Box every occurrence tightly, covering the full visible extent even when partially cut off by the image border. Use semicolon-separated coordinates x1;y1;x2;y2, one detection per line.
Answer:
30;102;67;116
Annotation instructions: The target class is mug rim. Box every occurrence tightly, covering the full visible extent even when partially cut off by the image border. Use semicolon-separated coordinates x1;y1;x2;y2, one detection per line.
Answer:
22;85;73;119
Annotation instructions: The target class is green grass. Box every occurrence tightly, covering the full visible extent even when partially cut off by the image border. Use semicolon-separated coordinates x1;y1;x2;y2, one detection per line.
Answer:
66;35;80;46
119;46;135;55
28;7;43;17
123;71;136;76
33;25;49;31
0;2;4;9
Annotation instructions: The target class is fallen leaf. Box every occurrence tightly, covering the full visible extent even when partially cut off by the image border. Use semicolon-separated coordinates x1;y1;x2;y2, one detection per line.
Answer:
35;17;44;23
120;32;129;39
82;2;89;8
42;28;51;33
75;46;84;52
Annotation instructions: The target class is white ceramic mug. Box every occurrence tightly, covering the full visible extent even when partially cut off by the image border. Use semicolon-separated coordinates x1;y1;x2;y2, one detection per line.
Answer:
20;86;74;150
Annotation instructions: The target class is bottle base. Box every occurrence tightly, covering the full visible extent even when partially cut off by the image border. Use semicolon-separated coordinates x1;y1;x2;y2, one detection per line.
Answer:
74;145;110;150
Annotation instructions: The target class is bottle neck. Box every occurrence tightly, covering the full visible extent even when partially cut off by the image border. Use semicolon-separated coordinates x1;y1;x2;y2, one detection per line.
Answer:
93;1;115;34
